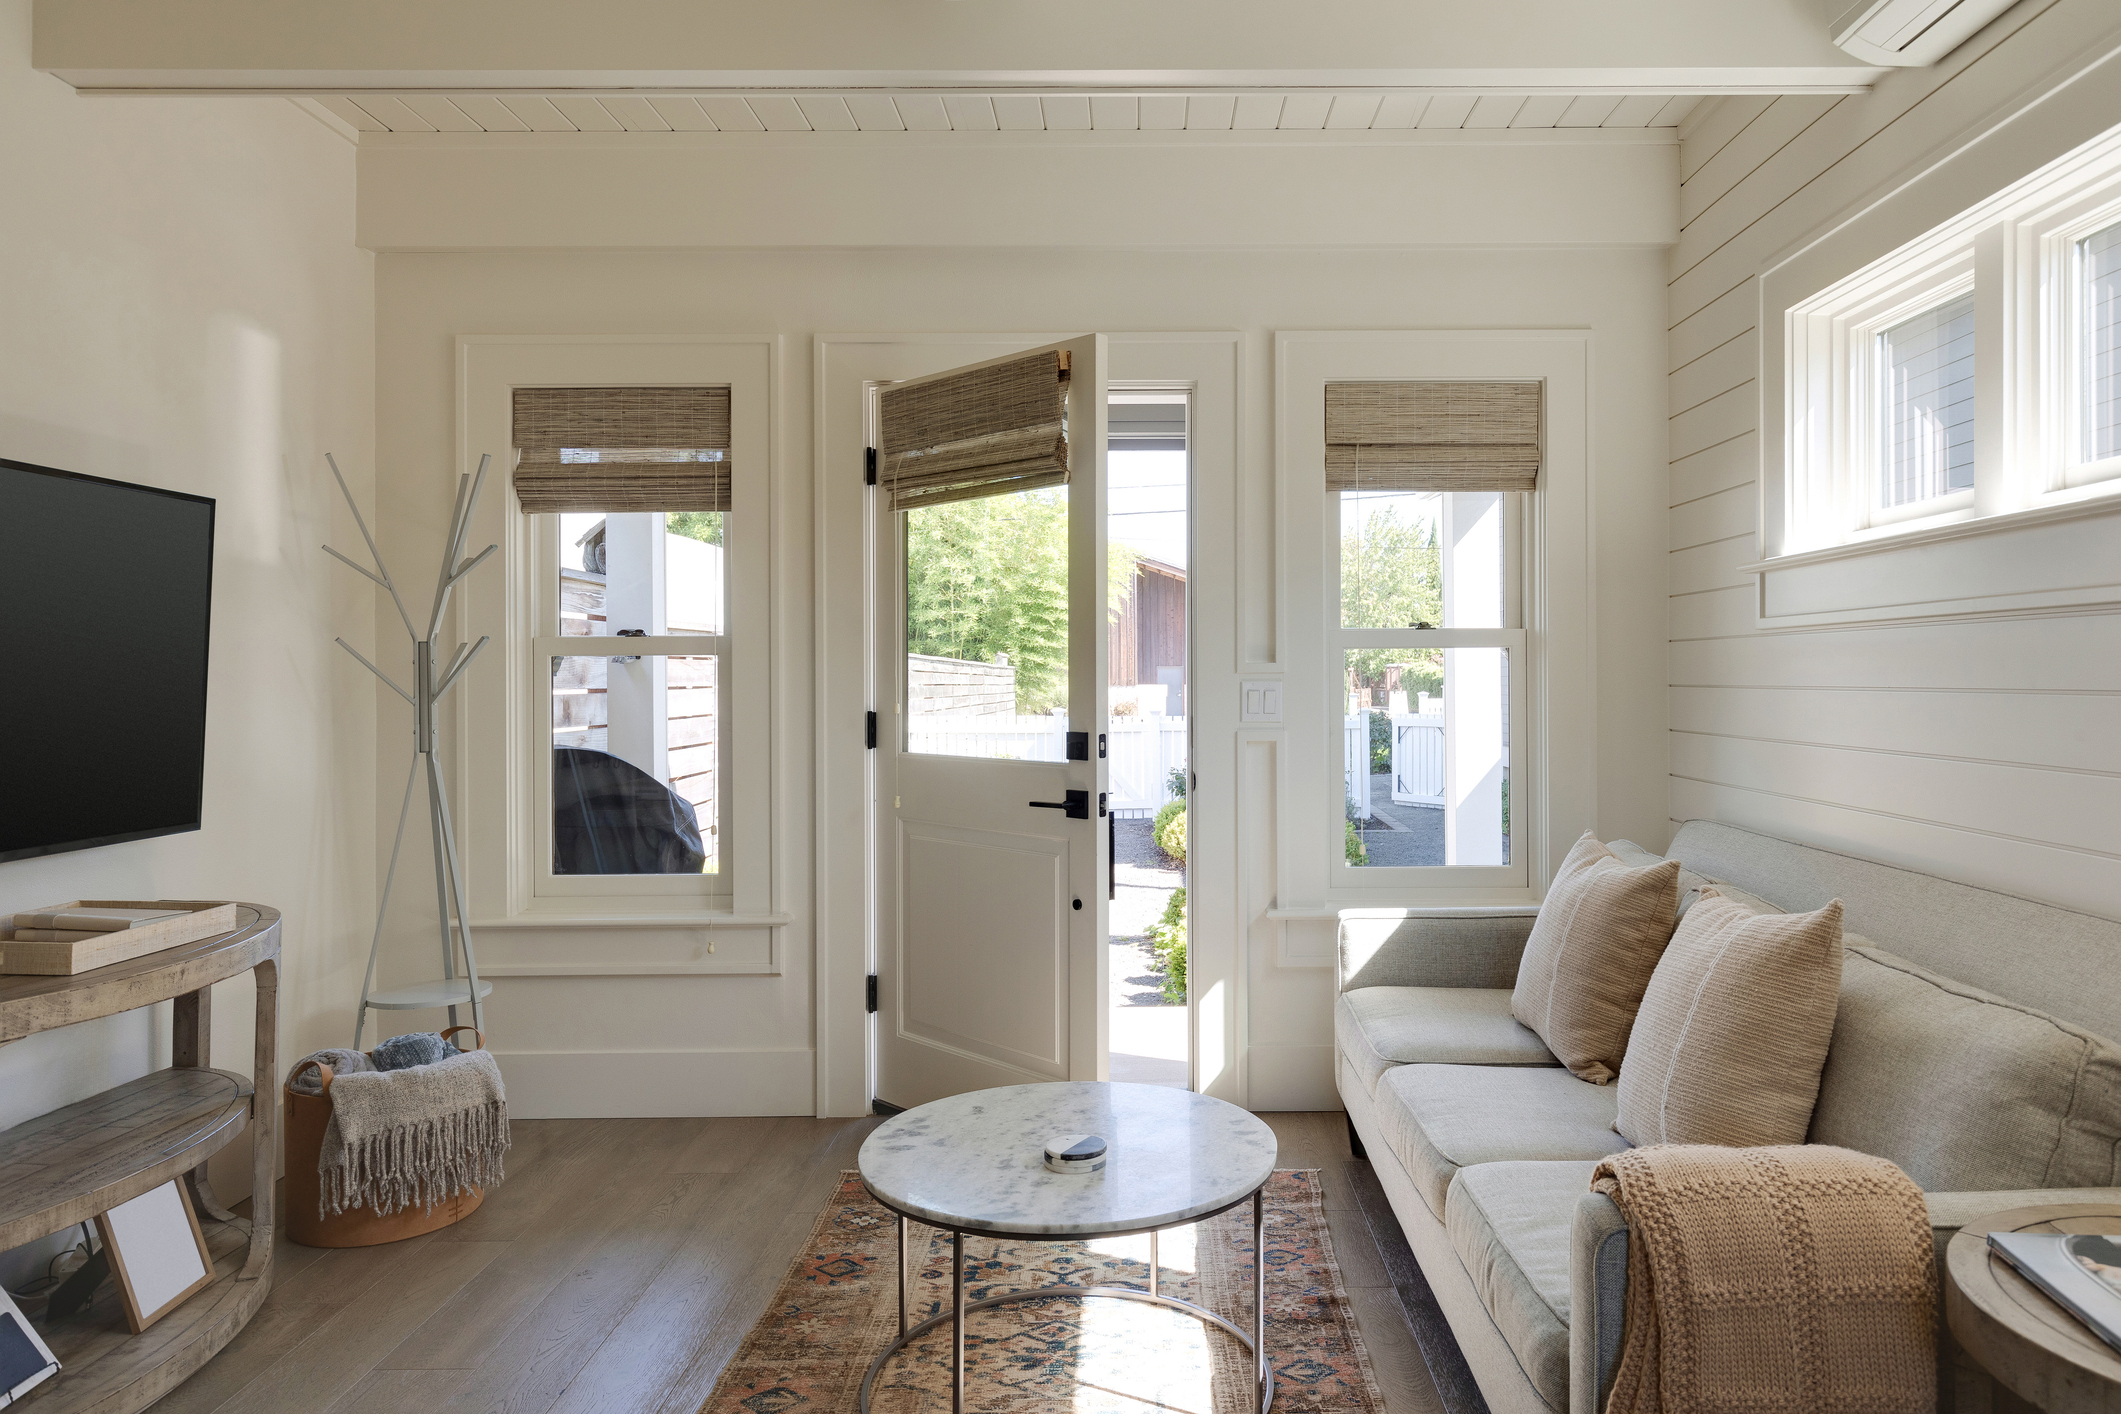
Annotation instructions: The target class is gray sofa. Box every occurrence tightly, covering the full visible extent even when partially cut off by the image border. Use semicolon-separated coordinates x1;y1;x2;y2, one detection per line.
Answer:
1335;820;2121;1414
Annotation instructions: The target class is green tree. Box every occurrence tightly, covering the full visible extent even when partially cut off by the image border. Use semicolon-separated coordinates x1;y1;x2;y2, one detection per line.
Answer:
904;490;1137;715
665;511;723;546
1341;506;1442;704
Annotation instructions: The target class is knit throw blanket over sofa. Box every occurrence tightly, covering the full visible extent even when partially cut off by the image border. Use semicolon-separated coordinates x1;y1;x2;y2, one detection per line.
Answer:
1592;1144;1935;1414
319;1049;510;1218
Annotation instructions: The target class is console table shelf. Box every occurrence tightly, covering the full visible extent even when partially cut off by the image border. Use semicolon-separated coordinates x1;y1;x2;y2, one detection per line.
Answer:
0;902;279;1414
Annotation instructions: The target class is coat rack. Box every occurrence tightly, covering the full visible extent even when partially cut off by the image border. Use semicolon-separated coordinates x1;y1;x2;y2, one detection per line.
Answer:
323;452;496;1045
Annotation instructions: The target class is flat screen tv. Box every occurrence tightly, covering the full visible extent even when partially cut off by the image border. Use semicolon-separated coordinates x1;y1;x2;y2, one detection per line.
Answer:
0;458;215;863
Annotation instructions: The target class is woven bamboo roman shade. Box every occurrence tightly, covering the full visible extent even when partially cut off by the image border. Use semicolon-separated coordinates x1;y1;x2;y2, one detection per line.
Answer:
878;350;1070;512
1325;381;1542;493
512;386;732;514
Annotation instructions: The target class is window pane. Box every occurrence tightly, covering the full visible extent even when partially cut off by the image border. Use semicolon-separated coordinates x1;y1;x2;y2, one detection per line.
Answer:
1879;294;1975;508
904;487;1071;759
2085;221;2121;464
558;511;723;637
1108;401;1188;816
552;653;718;875
1343;648;1509;867
1340;490;1504;629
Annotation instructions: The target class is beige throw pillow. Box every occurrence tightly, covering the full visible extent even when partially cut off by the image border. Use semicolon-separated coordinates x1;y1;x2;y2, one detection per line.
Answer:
1614;890;1845;1148
1510;832;1682;1084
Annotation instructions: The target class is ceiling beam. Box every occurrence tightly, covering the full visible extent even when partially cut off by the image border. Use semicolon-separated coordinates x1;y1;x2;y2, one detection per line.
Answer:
34;0;1886;94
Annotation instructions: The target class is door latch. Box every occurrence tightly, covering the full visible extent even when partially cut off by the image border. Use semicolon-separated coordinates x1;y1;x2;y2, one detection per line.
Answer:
1028;789;1091;820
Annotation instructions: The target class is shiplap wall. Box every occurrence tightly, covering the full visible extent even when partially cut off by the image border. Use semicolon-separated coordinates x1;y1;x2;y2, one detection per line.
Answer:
1667;0;2121;921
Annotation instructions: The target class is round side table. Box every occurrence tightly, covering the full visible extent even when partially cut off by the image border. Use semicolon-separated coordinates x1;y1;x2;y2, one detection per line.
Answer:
856;1081;1280;1414
1946;1204;2121;1413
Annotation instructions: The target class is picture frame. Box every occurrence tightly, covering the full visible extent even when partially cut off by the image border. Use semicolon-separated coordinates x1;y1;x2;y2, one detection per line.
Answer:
0;1285;60;1406
94;1180;213;1334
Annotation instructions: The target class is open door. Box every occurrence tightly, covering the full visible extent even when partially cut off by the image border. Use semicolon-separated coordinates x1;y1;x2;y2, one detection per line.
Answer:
872;336;1109;1109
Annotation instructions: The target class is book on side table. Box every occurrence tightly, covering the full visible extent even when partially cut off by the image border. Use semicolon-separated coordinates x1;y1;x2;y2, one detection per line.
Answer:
0;902;240;976
1989;1230;2121;1355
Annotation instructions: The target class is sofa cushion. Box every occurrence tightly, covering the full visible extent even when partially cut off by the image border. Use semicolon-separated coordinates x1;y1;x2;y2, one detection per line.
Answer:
1607;839;1715;919
1615;892;1845;1148
1376;1063;1630;1219
1445;1161;1602;1411
1811;946;2121;1192
1511;832;1682;1085
1336;987;1557;1096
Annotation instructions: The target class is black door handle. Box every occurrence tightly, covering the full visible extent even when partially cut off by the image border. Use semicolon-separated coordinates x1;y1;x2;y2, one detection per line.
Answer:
1029;789;1091;820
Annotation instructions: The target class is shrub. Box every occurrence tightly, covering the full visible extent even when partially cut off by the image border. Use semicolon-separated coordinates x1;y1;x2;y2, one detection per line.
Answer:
1345;819;1366;865
1147;886;1188;1004
1166;766;1188;800
1153;803;1188;864
1369;710;1391;771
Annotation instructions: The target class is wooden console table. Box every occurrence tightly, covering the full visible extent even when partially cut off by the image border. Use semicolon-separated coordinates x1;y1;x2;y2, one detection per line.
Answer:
0;903;280;1414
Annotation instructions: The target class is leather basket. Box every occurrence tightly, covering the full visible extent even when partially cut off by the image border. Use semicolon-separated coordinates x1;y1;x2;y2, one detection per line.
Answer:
282;1026;487;1248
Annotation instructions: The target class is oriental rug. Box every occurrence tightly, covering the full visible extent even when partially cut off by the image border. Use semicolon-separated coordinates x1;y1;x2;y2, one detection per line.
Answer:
699;1169;1382;1414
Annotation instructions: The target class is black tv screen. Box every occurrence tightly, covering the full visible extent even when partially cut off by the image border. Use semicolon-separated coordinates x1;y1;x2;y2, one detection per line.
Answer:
0;459;215;863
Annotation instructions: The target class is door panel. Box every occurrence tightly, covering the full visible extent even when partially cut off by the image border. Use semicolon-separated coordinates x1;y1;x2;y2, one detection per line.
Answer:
874;335;1108;1109
900;820;1068;1077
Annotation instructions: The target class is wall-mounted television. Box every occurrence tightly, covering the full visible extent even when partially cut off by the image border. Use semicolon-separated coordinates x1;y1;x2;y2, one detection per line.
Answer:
0;458;215;864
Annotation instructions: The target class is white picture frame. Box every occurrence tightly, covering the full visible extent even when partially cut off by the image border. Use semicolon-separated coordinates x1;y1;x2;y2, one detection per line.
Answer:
94;1180;212;1334
0;1285;60;1406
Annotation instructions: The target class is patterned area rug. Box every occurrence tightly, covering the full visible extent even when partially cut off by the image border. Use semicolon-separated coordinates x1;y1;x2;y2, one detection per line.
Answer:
701;1169;1382;1414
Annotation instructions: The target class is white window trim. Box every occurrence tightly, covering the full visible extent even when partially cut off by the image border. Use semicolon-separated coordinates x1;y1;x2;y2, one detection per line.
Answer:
1276;331;1593;907
453;336;782;974
1756;123;2121;628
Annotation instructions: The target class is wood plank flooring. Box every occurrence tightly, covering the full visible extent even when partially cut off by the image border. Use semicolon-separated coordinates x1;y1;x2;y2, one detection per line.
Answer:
168;1113;1446;1414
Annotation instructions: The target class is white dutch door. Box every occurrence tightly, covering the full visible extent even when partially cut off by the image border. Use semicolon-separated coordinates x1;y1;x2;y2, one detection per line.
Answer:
872;336;1111;1109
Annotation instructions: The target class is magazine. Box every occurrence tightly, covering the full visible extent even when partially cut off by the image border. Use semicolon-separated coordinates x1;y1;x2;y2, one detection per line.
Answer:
1988;1230;2121;1357
0;1287;60;1407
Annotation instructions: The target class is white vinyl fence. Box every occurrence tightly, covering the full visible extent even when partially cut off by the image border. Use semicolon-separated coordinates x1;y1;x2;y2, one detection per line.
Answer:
1345;710;1448;819
910;714;1188;816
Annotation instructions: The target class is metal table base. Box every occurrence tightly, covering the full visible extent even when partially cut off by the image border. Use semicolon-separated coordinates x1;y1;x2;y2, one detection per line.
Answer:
857;1188;1275;1414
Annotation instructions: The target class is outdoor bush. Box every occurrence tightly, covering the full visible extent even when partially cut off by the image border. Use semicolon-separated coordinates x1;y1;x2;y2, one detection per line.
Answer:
1368;710;1391;771
1153;802;1188;863
1166;766;1187;799
1345;819;1366;865
1148;886;1187;1004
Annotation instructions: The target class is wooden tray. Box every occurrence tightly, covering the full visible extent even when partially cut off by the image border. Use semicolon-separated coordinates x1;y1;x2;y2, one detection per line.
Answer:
0;901;241;976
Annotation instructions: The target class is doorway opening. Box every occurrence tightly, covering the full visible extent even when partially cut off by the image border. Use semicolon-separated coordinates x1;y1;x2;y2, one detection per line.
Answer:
1106;392;1190;1088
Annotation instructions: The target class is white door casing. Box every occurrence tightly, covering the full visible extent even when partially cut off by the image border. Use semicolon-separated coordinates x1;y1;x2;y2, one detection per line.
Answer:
872;335;1110;1108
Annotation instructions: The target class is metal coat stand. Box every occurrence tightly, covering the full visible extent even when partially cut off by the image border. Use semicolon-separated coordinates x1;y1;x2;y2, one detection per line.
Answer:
324;452;496;1046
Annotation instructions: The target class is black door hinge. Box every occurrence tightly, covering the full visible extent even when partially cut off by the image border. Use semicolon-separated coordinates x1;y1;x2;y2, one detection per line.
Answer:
866;974;880;1013
866;710;877;749
865;447;877;486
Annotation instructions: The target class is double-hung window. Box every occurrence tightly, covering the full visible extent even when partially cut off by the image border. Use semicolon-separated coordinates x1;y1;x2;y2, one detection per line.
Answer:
518;386;734;898
1325;381;1533;884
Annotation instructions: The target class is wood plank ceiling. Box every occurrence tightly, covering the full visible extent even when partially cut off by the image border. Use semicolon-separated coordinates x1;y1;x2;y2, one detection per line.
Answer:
318;91;1702;134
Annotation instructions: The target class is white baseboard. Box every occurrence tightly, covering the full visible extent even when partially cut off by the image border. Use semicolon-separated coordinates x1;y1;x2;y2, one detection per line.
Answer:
1247;1043;1339;1111
492;1047;816;1118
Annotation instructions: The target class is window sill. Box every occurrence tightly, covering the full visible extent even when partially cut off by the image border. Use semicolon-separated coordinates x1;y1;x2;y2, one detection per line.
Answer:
1737;491;2121;629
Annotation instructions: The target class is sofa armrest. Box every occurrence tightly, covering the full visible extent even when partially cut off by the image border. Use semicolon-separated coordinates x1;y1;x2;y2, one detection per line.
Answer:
1569;1190;1629;1414
1337;907;1540;992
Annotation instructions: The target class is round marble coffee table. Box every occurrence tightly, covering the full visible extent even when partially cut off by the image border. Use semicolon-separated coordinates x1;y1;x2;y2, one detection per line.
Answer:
856;1081;1280;1414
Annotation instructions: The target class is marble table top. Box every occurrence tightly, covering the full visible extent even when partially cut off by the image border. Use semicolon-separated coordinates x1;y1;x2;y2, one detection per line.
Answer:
857;1081;1278;1236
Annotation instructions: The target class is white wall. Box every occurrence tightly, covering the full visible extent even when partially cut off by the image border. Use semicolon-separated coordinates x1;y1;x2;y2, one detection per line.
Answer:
0;0;374;1288
374;236;1671;1113
1666;0;2121;919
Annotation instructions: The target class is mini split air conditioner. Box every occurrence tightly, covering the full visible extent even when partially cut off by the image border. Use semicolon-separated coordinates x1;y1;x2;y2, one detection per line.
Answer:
1831;0;2017;66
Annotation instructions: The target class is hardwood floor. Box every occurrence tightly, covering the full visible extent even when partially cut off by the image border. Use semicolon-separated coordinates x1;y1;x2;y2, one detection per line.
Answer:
168;1112;1446;1414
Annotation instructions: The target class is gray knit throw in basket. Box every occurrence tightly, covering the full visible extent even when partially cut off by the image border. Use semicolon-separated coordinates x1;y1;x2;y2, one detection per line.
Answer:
318;1048;509;1218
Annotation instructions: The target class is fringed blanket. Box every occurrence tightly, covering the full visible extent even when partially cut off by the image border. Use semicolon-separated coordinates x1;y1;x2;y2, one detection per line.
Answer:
319;1048;509;1218
1592;1144;1934;1414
